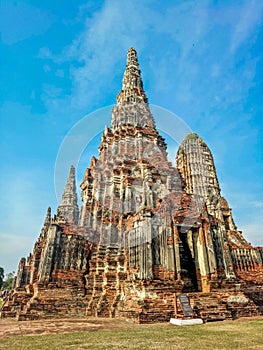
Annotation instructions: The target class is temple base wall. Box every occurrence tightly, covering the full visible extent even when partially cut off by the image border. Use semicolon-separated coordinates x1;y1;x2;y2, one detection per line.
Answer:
1;279;262;322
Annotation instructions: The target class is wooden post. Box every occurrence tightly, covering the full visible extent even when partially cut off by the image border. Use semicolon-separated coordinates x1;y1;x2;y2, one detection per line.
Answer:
173;293;178;318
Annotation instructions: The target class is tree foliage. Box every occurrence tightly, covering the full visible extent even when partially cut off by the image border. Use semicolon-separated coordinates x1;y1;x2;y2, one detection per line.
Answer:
0;267;4;289
2;271;15;290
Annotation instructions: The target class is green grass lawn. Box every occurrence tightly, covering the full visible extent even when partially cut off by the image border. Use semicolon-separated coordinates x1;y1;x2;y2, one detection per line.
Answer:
1;320;262;350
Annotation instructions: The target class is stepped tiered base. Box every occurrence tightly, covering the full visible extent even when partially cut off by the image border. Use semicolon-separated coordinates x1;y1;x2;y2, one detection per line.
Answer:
1;282;88;321
84;274;262;323
0;289;32;318
1;283;262;323
187;291;260;321
243;285;263;315
115;285;261;323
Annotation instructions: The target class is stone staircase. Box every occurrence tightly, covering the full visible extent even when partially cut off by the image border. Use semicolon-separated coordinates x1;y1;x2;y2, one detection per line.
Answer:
0;290;32;318
1;283;88;321
116;280;184;323
85;247;127;318
116;283;260;323
17;283;88;320
188;293;232;321
187;291;260;321
243;285;263;315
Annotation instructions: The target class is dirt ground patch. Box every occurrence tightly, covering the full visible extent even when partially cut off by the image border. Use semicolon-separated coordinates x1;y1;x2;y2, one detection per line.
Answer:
0;317;166;338
0;316;262;339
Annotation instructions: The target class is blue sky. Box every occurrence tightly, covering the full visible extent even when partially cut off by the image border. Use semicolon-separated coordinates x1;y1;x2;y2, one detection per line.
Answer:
0;0;262;274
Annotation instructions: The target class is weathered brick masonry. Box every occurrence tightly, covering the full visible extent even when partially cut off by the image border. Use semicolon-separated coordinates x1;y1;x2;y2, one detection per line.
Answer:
1;48;262;322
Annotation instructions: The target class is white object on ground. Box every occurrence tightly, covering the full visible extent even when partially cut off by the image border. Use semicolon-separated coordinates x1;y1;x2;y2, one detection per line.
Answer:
170;318;203;326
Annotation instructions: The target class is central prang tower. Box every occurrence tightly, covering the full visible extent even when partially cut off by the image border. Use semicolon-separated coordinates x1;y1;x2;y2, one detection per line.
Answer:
78;48;239;320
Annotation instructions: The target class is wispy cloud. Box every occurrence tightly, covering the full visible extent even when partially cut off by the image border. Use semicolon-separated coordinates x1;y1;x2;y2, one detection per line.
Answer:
0;235;34;273
0;168;57;272
218;189;263;247
63;0;155;109
240;223;262;247
37;0;262;121
230;0;263;53
0;2;55;45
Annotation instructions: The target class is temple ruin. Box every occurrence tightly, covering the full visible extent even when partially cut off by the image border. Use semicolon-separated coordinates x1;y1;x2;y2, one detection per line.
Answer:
1;48;262;322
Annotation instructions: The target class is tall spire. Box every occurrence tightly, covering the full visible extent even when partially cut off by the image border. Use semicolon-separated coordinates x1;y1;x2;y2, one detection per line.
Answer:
43;207;51;227
57;165;79;225
111;48;155;130
116;48;148;105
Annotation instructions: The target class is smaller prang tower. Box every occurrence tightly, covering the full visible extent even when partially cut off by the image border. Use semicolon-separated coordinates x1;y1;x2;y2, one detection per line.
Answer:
57;165;79;225
177;132;263;283
1;48;262;323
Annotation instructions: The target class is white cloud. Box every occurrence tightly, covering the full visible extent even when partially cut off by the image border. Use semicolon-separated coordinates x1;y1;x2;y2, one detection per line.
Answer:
36;0;261;121
230;0;263;53
0;170;52;229
240;223;262;247
250;201;263;208
218;188;263;247
0;235;34;273
43;64;51;73
64;0;154;108
38;47;56;60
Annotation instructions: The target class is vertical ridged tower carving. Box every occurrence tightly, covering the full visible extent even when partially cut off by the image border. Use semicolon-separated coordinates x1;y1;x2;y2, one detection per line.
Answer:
176;132;220;203
176;132;236;278
57;165;79;225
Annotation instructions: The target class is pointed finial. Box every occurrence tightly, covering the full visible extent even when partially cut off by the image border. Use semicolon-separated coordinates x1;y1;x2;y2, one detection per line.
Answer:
69;165;75;177
44;207;51;226
116;48;148;105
